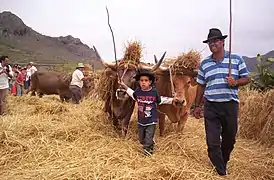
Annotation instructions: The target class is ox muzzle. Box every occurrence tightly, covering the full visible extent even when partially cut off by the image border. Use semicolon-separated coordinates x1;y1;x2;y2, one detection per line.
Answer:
115;88;129;100
174;99;185;107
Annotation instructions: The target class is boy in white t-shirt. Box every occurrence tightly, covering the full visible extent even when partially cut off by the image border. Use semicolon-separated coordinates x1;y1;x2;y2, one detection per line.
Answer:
69;63;89;104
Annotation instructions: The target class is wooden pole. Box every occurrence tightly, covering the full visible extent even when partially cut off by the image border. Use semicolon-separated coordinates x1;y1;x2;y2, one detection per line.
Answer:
106;6;120;82
228;0;232;76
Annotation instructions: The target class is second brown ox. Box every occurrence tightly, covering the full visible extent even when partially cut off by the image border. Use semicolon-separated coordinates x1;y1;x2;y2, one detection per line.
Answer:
155;62;198;136
26;71;94;102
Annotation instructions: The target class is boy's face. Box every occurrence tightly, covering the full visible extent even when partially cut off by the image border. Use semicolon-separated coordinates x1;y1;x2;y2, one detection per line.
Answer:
139;76;151;90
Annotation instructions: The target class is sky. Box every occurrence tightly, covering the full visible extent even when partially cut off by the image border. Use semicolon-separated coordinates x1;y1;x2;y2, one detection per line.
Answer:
1;0;274;63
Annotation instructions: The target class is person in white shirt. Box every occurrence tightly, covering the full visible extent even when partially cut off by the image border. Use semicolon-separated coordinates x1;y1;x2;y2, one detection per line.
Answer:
25;62;37;89
28;62;37;75
69;63;89;104
0;55;13;115
25;65;32;89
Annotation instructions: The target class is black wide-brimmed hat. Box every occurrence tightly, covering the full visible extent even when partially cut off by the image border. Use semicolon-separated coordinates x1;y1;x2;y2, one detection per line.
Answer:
203;28;227;43
135;70;155;84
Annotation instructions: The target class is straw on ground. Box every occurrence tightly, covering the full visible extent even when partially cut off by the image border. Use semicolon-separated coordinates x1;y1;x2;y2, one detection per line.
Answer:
0;90;273;180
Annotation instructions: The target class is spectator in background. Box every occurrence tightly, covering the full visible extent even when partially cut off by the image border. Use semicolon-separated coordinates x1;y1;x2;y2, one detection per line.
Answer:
26;64;32;89
21;67;28;89
25;62;37;90
69;63;89;104
10;64;18;95
0;55;13;115
15;69;24;96
29;62;37;76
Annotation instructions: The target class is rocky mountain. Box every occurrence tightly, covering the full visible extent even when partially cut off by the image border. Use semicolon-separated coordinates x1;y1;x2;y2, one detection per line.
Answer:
243;50;274;72
0;11;103;69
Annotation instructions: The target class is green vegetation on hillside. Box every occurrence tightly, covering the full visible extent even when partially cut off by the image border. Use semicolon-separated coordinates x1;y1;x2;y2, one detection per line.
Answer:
48;61;78;73
249;54;274;91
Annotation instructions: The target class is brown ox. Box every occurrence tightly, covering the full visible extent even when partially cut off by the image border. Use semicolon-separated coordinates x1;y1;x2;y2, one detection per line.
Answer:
26;71;94;102
93;46;166;136
155;65;197;136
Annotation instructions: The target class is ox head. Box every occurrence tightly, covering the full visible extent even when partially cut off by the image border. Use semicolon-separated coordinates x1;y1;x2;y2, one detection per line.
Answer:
93;46;166;100
157;65;198;107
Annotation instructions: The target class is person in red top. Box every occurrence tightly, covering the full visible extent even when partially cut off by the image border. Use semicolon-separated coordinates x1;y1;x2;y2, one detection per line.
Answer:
15;69;24;96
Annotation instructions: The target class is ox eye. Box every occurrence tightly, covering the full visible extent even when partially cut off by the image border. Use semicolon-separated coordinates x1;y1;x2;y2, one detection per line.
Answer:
188;81;191;84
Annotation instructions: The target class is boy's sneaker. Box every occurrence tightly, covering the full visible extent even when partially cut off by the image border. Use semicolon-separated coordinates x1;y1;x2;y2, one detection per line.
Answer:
143;148;153;156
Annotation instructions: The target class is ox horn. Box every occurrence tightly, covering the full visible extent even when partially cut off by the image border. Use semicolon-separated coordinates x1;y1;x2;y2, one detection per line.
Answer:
93;45;116;69
154;55;158;64
139;51;166;71
158;65;169;71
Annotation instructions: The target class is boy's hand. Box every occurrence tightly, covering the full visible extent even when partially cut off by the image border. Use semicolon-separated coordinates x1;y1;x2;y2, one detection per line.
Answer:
172;97;179;103
172;97;184;106
118;81;128;89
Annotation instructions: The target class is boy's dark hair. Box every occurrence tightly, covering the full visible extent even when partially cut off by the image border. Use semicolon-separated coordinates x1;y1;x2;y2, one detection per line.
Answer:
0;55;9;63
135;70;156;85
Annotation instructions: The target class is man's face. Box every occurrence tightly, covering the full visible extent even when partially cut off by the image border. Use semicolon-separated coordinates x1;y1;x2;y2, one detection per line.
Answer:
2;58;9;66
208;38;224;53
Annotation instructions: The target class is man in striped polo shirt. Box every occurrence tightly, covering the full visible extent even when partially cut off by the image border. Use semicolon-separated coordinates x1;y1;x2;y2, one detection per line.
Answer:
193;28;251;176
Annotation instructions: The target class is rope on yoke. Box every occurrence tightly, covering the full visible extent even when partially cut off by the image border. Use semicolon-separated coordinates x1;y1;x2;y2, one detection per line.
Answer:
169;66;176;97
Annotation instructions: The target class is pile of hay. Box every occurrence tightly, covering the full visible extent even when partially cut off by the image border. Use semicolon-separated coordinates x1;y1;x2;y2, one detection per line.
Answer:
83;64;93;76
238;89;274;147
119;40;143;67
96;70;116;101
96;40;143;102
165;50;201;73
1;94;273;179
84;71;101;98
162;56;177;67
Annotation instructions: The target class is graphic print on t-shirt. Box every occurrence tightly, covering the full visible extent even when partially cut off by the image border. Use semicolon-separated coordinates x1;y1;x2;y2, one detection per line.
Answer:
133;88;161;125
144;105;152;118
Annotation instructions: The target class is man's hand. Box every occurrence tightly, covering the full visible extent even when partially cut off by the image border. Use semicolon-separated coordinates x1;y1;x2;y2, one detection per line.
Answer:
226;76;237;86
193;106;203;119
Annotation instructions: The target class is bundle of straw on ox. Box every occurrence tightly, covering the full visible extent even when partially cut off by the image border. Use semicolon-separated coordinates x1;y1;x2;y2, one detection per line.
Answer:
81;64;96;97
155;50;201;136
94;41;166;137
